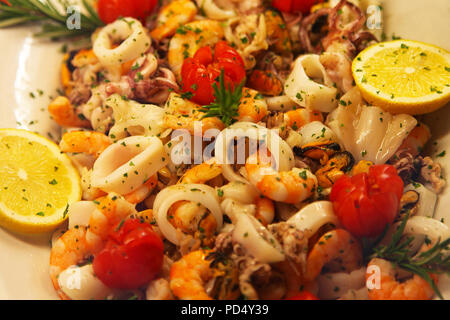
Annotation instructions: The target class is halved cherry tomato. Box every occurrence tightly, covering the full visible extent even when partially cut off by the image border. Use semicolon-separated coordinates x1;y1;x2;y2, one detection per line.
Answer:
272;0;324;14
286;291;319;300
181;41;246;105
97;0;157;24
330;164;404;238
93;218;164;290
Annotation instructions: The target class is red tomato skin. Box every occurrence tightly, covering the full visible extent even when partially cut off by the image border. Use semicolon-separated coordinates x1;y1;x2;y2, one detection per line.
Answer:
181;58;215;106
272;0;323;14
97;0;135;24
216;57;246;85
193;46;214;66
214;41;245;68
131;0;157;21
181;42;246;105
286;291;319;300
93;219;164;290
271;0;293;13
97;0;157;24
330;165;403;238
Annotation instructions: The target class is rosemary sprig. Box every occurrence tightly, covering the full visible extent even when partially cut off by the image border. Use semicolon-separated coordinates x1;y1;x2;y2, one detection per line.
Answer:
370;212;450;299
199;69;245;127
0;0;103;39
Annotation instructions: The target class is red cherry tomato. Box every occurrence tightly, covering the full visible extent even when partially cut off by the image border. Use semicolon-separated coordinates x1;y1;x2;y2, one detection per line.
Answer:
181;41;246;105
286;291;319;300
272;0;324;14
97;0;157;24
132;0;158;21
93;218;164;290
330;164;404;238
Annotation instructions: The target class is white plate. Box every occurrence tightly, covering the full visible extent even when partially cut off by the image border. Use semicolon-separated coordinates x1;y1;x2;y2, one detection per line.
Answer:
0;0;449;299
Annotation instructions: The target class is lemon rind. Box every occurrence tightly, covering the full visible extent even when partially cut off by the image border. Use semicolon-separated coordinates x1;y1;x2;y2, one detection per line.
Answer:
0;129;81;234
352;40;450;114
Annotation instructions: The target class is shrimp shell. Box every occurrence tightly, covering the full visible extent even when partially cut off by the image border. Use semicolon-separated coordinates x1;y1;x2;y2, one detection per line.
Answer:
305;229;363;282
366;258;436;300
170;250;214;300
150;0;198;41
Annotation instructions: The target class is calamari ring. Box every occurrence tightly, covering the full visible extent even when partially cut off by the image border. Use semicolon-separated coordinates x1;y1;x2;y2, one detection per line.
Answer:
91;136;168;195
93;18;151;80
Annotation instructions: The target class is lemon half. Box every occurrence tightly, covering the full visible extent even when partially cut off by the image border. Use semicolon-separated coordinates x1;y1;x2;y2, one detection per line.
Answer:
0;129;81;233
352;40;450;115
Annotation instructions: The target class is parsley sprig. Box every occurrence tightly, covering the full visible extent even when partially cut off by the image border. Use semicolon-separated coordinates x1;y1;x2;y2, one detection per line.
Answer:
199;69;244;127
370;212;450;299
0;0;103;39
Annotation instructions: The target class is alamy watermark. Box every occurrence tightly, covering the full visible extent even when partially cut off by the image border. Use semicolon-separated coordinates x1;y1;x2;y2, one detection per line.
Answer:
66;6;81;30
366;5;383;30
168;124;279;168
64;4;382;31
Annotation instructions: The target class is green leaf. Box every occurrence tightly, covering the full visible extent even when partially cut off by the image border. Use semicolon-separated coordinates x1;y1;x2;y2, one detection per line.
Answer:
370;212;450;299
0;0;104;39
199;69;245;127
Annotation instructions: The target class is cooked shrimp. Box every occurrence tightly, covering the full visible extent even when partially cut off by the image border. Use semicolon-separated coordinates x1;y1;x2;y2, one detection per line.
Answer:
71;48;99;68
49;227;91;300
48;96;91;128
305;229;363;282
80;167;107;200
124;174;158;204
49;193;136;299
169;162;222;245
164;93;225;135
247;70;283;96
397;122;431;156
284;109;324;131
245;150;317;204
168;20;224;78
255;197;275;226
237;87;268;123
178;161;223;184
59;131;112;158
150;0;198;42
170;250;214;300
167;200;210;233
366;258;436;300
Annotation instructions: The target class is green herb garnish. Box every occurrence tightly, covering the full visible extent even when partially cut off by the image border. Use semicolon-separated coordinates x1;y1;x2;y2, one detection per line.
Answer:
0;0;104;39
370;212;450;299
199;69;244;127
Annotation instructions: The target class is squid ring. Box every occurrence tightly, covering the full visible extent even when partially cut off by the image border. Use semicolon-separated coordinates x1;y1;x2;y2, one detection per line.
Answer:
284;54;338;113
196;0;236;20
153;184;223;245
91;136;168;195
288;201;340;238
215;122;295;183
232;214;285;263
93;18;151;79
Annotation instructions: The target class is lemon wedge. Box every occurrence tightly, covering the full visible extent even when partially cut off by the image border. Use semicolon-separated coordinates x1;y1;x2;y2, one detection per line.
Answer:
352;40;450;115
0;129;81;233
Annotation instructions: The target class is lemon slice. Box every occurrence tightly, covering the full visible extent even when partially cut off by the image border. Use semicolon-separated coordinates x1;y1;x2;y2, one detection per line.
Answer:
352;40;450;115
0;129;81;233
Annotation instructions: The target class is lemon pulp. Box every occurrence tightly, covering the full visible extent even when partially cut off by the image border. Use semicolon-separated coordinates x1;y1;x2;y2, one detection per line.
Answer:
352;40;450;114
0;129;81;233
